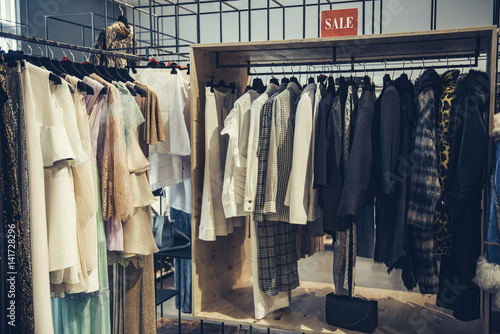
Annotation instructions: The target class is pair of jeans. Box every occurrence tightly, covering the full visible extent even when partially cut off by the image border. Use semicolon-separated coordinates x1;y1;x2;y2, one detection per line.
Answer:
170;207;192;313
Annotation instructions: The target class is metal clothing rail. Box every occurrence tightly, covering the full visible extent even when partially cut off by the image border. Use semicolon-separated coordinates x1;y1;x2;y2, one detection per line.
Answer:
0;31;149;62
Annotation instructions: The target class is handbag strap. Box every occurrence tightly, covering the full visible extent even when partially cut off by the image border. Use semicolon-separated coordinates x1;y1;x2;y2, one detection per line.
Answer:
348;222;354;298
151;206;159;216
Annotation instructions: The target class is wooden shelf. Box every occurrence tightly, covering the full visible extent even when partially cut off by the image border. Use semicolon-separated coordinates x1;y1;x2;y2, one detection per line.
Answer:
195;280;481;334
191;26;496;67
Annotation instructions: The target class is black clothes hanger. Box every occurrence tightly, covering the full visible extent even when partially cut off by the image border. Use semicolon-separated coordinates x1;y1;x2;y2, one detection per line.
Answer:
5;50;23;67
207;79;236;94
118;68;135;82
49;72;62;85
107;67;127;82
117;5;129;28
251;78;266;93
39;55;63;76
289;76;302;90
281;76;289;84
96;65;116;82
270;76;279;85
132;84;147;97
383;73;392;88
170;62;178;74
61;57;85;79
74;62;90;77
82;62;99;76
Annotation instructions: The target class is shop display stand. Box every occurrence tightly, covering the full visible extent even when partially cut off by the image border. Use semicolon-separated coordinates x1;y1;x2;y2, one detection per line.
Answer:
190;26;498;333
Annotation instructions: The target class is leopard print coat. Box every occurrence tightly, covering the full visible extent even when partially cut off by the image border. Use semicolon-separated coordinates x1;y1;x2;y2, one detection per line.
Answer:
433;70;460;255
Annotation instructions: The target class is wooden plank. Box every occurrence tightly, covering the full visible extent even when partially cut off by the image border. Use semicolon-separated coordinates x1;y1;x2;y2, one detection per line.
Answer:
193;280;481;334
216;37;486;66
191;26;495;53
190;47;252;315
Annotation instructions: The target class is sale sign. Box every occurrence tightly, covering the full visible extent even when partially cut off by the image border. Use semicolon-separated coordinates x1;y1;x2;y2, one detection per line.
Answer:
321;8;358;37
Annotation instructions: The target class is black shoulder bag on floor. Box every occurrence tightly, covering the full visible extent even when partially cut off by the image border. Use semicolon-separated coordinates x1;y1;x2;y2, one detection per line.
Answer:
325;223;378;333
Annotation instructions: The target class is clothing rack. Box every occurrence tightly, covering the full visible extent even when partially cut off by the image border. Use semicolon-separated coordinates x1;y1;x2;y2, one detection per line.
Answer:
0;31;148;62
189;26;498;334
215;54;482;79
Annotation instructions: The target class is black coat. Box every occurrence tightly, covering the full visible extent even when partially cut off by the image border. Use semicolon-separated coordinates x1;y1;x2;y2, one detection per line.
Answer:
392;69;442;294
437;70;490;321
374;75;414;268
337;86;375;227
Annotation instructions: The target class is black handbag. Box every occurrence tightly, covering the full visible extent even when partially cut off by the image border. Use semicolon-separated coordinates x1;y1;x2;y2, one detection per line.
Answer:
325;223;378;333
152;207;191;251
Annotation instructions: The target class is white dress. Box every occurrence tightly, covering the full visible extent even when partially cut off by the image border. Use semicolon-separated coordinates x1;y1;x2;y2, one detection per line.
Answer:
134;68;191;189
21;61;54;334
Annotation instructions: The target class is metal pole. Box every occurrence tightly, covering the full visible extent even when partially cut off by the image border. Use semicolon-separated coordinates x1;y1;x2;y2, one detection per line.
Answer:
372;0;375;34
303;0;306;39
81;26;85;60
220;0;223;43
248;0;251;41
104;0;108;65
318;0;321;38
149;0;154;48
362;0;365;34
44;15;48;56
176;2;179;55
91;12;95;46
379;0;383;33
430;0;434;30
283;6;285;39
267;0;270;41
434;0;437;30
197;0;200;43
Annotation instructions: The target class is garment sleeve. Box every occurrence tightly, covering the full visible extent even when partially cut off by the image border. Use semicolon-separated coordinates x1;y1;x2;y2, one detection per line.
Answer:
314;99;328;187
244;98;264;212
263;98;280;214
380;87;400;195
443;100;489;217
337;93;374;226
285;92;313;225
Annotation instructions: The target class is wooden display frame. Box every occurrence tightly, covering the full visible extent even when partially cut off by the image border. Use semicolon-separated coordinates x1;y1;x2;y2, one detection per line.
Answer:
190;26;498;333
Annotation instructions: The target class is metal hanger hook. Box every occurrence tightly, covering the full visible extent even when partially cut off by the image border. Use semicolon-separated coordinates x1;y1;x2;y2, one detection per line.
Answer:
402;58;405;72
446;56;449;71
61;47;67;58
253;66;258;78
270;66;274;78
37;44;43;57
6;41;12;50
282;65;286;77
384;58;387;75
422;57;425;69
469;55;472;71
120;4;124;16
363;60;366;76
27;44;33;56
69;49;75;62
48;46;54;59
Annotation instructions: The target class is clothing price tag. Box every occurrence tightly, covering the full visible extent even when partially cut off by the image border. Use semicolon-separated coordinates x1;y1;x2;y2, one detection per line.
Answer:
321;8;358;37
